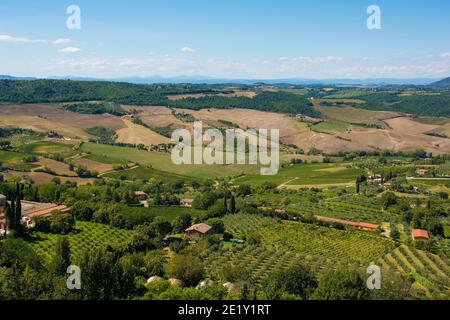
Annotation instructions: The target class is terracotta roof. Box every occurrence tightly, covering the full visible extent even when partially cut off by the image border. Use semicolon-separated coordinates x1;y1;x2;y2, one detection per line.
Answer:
186;223;212;234
412;229;430;240
27;205;70;219
134;191;146;195
315;216;380;230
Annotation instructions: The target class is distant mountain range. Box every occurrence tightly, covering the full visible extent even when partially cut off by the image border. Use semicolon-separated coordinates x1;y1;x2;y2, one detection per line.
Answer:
0;75;37;81
430;77;450;88
0;74;445;86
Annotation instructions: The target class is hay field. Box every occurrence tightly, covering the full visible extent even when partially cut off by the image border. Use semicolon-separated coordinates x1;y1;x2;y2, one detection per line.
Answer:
116;118;171;145
71;157;114;174
0;104;126;139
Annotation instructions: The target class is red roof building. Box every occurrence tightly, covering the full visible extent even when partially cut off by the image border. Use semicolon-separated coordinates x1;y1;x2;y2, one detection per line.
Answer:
412;229;430;241
0;200;70;233
315;216;381;232
185;223;213;239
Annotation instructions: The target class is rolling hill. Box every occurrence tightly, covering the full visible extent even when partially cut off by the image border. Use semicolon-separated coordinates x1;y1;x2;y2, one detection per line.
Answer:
430;77;450;88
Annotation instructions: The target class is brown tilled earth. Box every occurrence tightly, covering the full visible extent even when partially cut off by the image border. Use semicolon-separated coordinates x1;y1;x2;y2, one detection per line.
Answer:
0;104;126;139
34;158;77;176
2;170;96;185
1;104;449;154
71;157;114;174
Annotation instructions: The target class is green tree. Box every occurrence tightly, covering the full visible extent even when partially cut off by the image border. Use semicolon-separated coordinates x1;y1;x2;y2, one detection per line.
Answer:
173;213;192;233
51;237;71;275
262;264;317;300
167;254;204;287
205;218;225;234
381;192;397;210
312;268;369;300
390;225;401;241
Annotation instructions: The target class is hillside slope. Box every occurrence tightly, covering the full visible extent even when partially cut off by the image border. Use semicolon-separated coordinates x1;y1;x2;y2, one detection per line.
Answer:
430;77;450;88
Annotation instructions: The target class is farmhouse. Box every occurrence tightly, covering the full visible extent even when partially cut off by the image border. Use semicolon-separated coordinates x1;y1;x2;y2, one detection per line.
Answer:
180;198;194;207
0;199;71;232
416;169;429;176
315;215;381;232
412;229;430;241
185;223;213;239
134;191;148;201
367;174;383;185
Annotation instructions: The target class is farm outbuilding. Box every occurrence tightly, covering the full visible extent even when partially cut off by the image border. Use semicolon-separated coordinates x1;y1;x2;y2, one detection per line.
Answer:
134;191;148;201
180;198;194;207
315;215;381;232
0;200;71;233
412;229;430;241
185;223;213;239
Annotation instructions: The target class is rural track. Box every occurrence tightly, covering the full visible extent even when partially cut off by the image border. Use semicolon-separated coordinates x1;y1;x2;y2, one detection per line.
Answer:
277;177;299;189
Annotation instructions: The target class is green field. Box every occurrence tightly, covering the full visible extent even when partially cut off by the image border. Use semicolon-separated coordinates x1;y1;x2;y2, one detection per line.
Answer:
410;179;450;188
80;142;258;179
16;141;76;156
0;150;38;170
445;226;450;238
105;166;197;183
413;117;450;126
235;163;361;186
311;121;348;134
29;221;134;262
134;206;205;222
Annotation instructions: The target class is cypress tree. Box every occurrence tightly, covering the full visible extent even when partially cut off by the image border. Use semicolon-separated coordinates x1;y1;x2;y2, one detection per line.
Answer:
230;195;236;213
224;194;228;211
15;196;21;229
52;237;71;275
4;202;13;231
355;178;361;194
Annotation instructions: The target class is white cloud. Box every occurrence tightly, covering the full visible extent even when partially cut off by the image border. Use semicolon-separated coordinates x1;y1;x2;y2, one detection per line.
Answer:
53;38;71;45
118;58;140;67
58;47;81;53
181;46;196;53
0;34;46;43
439;52;450;58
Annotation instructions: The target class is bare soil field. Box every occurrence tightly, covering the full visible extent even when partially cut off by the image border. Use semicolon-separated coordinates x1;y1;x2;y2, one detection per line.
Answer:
315;105;400;127
0;104;126;139
174;108;450;154
71;157;114;174
116;118;171;146
2;170;96;185
2;104;449;155
127;106;191;132
382;117;450;154
34;158;77;176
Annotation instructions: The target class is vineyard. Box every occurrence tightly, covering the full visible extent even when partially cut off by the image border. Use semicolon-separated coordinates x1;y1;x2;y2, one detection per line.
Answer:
379;245;450;299
222;214;396;263
285;193;397;224
29;222;134;262
204;244;359;284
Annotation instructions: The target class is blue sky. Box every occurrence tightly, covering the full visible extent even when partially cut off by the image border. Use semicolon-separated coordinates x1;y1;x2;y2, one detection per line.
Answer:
0;0;449;79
